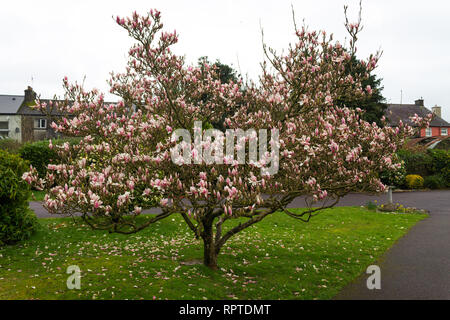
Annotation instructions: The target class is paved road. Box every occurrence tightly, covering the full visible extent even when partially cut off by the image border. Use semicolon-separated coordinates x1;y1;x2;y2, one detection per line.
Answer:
29;190;450;299
29;202;163;218
28;190;439;218
333;190;450;300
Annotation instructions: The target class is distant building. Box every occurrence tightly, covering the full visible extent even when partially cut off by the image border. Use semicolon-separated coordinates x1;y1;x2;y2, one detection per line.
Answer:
386;99;450;138
0;94;23;141
0;87;63;143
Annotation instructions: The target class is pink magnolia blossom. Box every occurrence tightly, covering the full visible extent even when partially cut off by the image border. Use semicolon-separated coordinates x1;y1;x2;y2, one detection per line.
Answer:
22;8;429;269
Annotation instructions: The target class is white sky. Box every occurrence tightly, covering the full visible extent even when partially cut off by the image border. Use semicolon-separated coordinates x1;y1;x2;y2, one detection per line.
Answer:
1;0;450;121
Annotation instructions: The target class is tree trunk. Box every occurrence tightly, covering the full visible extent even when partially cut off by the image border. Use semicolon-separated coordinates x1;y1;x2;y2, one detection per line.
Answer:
203;237;218;269
201;218;218;269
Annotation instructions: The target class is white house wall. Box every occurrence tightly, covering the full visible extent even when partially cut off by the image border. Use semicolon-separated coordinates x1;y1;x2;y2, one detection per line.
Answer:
0;115;22;141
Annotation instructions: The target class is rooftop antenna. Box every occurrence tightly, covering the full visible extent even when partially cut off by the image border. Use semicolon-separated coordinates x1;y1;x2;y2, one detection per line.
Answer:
235;52;243;79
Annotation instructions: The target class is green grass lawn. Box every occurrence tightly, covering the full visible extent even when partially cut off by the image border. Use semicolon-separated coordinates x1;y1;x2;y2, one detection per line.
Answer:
0;207;426;300
30;190;46;201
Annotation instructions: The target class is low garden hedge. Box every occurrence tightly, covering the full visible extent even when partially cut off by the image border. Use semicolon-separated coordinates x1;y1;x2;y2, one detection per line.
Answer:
0;149;37;246
395;149;449;189
18;137;82;178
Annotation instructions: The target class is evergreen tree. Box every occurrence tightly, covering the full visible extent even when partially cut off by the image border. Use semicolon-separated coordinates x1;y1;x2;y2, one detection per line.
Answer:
336;56;387;127
197;57;241;130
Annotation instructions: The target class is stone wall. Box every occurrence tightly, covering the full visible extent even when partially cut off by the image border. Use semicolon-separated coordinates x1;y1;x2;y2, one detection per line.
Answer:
21;115;62;142
21;115;34;142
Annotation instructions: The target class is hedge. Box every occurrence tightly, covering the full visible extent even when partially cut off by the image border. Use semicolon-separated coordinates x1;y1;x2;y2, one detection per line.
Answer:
0;149;38;246
18;140;58;178
0;138;22;154
18;137;82;179
396;149;450;189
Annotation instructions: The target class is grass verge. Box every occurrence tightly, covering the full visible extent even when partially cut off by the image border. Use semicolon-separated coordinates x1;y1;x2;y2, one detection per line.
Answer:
0;206;426;300
30;190;46;202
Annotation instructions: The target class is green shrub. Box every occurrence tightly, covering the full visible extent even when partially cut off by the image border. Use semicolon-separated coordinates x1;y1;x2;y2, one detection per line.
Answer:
433;138;450;151
428;149;449;172
424;174;447;189
405;174;424;189
0;149;38;246
397;149;450;188
366;201;377;211
397;149;433;176
442;168;450;187
18;138;82;179
428;149;450;186
19;140;58;178
0;138;22;154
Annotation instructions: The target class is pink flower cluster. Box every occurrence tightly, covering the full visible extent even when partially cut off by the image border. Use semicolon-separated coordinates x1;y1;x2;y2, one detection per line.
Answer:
22;8;429;242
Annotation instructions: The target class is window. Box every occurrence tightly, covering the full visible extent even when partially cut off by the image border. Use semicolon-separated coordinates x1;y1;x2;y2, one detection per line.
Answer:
0;121;8;137
425;127;432;137
442;128;448;136
34;118;47;129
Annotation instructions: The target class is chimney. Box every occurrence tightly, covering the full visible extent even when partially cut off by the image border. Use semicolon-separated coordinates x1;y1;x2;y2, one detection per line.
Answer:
24;86;36;103
414;98;424;106
432;105;442;118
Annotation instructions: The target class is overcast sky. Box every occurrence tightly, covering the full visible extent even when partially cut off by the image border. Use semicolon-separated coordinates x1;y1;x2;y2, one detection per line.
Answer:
1;0;450;120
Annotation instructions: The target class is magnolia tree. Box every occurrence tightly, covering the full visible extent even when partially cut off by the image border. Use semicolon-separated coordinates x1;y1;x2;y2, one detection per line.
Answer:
23;8;428;269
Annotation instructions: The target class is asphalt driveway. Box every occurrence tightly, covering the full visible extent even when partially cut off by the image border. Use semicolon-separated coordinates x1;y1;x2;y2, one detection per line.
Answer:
332;190;450;300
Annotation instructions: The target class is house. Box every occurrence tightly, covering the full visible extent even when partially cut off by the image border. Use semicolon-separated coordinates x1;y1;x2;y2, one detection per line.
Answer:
386;99;450;138
0;86;64;143
17;86;64;142
0;94;23;141
1;86;118;143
